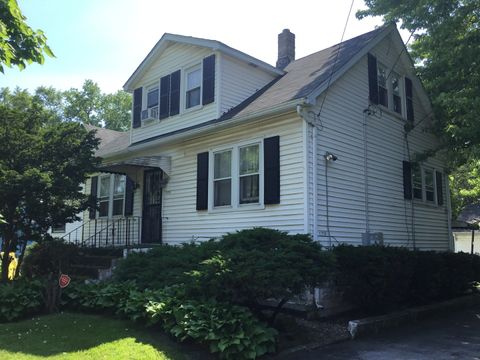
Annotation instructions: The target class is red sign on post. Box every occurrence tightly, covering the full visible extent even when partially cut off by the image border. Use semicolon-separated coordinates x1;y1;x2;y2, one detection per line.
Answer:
59;274;71;288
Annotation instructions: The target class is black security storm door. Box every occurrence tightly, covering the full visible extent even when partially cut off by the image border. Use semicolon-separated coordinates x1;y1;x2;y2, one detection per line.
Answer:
142;169;163;243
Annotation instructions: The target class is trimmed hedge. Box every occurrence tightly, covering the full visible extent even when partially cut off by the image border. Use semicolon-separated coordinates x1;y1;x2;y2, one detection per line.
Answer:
114;228;335;315
333;245;480;313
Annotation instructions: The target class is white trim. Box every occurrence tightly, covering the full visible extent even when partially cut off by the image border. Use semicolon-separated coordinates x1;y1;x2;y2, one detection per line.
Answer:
446;175;454;251
302;119;309;234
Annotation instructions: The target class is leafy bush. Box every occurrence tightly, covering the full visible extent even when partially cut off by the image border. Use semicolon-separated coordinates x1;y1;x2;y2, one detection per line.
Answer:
0;280;43;322
147;299;277;359
113;242;216;289
115;228;334;319
22;239;80;278
62;281;277;359
333;245;480;313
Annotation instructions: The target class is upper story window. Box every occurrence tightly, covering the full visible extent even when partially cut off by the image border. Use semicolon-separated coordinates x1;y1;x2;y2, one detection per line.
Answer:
368;53;414;122
147;87;159;109
131;54;215;129
186;67;201;109
377;63;388;107
391;72;402;115
98;174;126;218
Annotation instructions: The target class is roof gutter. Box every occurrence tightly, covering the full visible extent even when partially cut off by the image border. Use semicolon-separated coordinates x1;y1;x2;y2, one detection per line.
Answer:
101;98;303;161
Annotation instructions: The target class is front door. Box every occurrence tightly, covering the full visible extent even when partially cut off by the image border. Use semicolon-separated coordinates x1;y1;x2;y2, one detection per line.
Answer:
142;169;163;243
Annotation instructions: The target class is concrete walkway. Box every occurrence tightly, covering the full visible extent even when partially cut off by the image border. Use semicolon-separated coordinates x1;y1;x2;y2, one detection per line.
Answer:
277;305;480;359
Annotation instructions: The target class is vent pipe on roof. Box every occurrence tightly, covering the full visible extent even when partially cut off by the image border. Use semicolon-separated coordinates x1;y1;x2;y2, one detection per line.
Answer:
276;29;295;70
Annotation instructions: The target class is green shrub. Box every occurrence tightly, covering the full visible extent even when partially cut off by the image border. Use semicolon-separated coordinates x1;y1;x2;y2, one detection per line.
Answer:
147;299;277;359
115;228;334;319
333;245;480;313
22;239;80;278
0;280;43;322
113;242;215;289
62;281;277;359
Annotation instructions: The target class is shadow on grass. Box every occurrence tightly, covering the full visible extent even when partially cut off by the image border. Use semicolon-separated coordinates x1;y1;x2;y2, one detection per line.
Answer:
0;312;209;359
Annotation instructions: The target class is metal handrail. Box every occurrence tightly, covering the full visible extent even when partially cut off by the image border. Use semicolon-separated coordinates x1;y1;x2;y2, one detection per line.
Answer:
61;217;142;248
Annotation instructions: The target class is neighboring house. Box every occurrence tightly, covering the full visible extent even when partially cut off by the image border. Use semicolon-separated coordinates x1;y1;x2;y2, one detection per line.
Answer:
452;204;480;254
70;24;451;250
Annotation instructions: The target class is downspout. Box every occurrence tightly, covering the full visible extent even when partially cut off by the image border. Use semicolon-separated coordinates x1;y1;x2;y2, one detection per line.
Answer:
445;175;454;251
297;104;318;242
363;111;370;235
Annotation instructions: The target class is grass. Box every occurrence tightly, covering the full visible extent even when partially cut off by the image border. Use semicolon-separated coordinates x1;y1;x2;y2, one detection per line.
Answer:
0;312;197;360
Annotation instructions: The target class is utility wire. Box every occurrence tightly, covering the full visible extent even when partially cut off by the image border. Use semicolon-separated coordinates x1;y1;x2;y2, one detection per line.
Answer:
316;0;355;119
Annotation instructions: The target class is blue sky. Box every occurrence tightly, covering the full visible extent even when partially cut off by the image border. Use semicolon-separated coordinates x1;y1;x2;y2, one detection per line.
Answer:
2;0;395;93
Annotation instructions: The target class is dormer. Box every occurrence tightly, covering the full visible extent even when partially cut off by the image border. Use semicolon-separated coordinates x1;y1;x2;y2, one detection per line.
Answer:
124;34;283;145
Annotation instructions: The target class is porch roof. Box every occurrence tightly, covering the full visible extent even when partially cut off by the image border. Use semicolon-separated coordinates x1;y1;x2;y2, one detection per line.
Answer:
98;156;171;177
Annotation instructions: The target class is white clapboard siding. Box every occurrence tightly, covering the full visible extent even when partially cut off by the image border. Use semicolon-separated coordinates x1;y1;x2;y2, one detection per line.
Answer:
310;33;449;250
131;43;219;144
220;54;277;115
120;113;305;245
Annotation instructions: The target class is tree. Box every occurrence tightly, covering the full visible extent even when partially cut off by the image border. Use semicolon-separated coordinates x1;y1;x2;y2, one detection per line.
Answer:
0;0;53;72
0;101;99;282
63;80;103;126
63;80;132;131
101;90;132;131
358;0;480;214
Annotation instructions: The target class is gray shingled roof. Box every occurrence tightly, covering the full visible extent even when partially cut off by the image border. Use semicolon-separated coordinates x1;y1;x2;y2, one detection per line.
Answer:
231;26;385;118
95;26;388;154
84;124;129;157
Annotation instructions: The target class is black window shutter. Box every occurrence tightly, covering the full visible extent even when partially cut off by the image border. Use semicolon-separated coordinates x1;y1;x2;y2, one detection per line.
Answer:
89;176;98;219
436;171;444;205
264;136;280;205
159;75;171;120
403;161;412;200
170;70;181;116
202;55;215;105
132;88;142;128
368;53;379;105
124;177;135;216
405;77;414;122
196;152;209;210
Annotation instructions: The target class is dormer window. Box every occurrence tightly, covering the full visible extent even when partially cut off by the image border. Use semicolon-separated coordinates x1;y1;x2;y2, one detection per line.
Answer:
186;67;201;109
147;87;159;109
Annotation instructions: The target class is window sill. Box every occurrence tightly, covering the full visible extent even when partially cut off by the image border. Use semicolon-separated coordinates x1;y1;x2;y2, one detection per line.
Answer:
184;104;203;114
413;199;441;209
372;103;407;123
208;203;265;214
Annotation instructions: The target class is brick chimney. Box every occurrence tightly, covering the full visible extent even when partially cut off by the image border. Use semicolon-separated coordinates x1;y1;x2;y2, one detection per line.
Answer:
276;29;295;70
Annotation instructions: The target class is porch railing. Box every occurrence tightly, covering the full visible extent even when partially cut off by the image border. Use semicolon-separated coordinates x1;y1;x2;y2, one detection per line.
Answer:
61;217;141;248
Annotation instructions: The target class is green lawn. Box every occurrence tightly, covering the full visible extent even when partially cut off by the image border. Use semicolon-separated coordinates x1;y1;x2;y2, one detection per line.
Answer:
0;312;197;360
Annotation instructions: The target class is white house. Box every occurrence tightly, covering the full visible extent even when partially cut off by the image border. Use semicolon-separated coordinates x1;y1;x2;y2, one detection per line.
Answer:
69;24;452;250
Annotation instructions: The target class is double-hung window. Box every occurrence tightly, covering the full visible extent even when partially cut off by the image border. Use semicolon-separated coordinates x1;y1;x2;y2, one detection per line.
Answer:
239;145;260;204
146;86;159;119
186;67;201;109
98;174;126;217
211;142;262;209
412;165;423;200
377;63;388;107
391;72;402;115
213;150;232;207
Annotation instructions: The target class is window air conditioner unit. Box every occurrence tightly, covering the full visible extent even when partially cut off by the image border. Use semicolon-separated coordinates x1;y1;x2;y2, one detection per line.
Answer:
141;106;159;121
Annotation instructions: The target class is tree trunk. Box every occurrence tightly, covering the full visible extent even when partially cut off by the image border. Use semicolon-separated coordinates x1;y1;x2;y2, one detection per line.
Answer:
14;239;27;279
0;225;15;283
